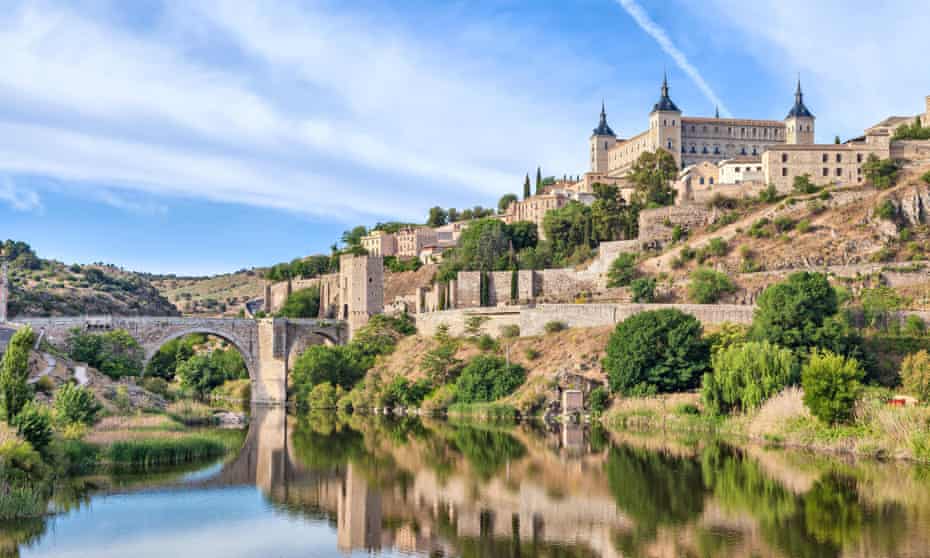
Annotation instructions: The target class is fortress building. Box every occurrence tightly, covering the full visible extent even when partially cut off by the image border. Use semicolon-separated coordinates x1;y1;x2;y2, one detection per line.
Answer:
590;75;814;176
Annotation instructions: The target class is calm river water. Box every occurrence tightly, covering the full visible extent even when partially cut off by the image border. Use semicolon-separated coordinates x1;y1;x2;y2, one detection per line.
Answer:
4;407;930;557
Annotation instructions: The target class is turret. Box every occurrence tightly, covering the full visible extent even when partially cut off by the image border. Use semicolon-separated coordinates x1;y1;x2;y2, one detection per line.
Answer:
785;78;815;144
649;73;682;166
590;100;617;173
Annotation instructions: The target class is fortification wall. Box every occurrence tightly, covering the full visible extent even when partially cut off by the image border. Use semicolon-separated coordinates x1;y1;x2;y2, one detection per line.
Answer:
585;241;640;275
535;269;600;301
891;140;930;162
414;303;754;338
638;205;716;246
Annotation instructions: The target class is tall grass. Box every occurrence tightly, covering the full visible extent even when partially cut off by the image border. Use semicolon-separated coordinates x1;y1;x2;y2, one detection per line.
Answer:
103;435;229;468
447;402;518;420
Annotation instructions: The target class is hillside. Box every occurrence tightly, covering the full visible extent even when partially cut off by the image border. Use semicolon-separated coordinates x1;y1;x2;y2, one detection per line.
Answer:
151;269;264;317
3;240;178;318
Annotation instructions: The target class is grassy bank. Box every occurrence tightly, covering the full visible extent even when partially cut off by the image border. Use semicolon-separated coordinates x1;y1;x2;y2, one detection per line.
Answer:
603;389;930;462
447;402;518;421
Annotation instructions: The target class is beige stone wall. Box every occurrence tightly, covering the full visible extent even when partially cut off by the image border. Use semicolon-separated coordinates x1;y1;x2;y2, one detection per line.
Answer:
361;231;396;257
340;255;384;334
762;143;888;191
606;130;652;176
891;140;930;162
637;205;716;246
535;269;599;301
719;159;764;184
687;182;766;206
506;194;568;240
785;115;815;145
681;117;784;165
414;303;754;338
396;228;438;257
590;134;617;174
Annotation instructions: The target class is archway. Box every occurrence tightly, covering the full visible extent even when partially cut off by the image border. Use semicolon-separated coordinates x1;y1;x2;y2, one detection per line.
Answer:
143;328;257;383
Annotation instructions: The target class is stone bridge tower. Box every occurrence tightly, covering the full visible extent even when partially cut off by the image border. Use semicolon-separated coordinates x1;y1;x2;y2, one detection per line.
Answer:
339;254;383;335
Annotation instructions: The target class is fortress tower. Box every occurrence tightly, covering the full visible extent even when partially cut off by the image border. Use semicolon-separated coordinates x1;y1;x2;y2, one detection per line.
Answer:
648;73;682;166
339;254;383;335
589;101;617;173
785;79;815;144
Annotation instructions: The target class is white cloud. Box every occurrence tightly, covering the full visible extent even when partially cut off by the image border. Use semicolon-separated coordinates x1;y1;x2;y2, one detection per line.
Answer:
615;0;732;117
694;0;930;140
0;176;42;213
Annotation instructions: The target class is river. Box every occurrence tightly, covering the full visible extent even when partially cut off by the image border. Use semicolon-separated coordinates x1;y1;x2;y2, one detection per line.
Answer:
4;407;930;557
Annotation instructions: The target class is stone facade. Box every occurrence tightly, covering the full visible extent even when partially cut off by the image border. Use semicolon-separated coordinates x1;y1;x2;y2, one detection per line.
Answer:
762;141;888;192
637;205;716;246
360;230;397;257
396;227;438;258
339;254;384;333
504;194;569;239
718;156;764;184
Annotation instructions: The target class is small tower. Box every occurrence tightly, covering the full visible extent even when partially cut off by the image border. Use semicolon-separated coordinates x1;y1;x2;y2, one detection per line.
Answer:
923;95;929;127
339;254;384;336
649;73;682;166
785;78;815;144
590;101;617;174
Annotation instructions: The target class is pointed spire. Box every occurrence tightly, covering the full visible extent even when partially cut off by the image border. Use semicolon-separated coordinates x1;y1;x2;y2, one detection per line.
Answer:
592;99;615;136
786;74;814;119
651;72;680;113
661;70;669;97
715;105;720;119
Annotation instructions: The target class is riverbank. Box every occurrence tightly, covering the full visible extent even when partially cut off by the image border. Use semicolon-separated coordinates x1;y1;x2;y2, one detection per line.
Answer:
601;388;930;462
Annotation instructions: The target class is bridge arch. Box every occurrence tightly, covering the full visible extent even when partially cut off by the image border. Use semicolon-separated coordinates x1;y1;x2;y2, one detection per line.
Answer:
142;328;257;380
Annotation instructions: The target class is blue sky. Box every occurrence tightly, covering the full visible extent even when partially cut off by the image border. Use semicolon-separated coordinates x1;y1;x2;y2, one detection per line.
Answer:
1;0;927;275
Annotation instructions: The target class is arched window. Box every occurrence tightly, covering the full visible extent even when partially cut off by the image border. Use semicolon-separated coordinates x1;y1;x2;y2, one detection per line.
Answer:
667;139;673;149
709;177;714;185
699;177;705;185
702;145;708;154
690;145;696;153
604;141;608;149
752;147;758;155
714;145;720;154
741;147;747;155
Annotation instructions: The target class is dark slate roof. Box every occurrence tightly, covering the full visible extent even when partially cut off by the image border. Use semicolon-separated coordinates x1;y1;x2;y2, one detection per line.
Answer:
786;79;814;119
651;74;680;113
592;101;616;136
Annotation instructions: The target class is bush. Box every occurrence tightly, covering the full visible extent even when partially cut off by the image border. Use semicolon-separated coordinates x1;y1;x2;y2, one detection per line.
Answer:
604;309;709;395
904;315;926;337
607;253;638;287
291;345;363;405
900;350;930;402
141;377;171;398
793;174;818;194
308;382;340;409
629;277;656;303
773;216;795;232
1;326;35;421
588;387;609;414
381;377;432;408
758;183;779;203
54;383;100;426
499;324;520;338
66;328;143;379
455;355;526;403
475;334;498;351
748;218;771;238
702;341;799;415
802;350;864;424
276;286;320;318
863;154;898;188
795;219;812;234
688;267;736;303
34;376;54;395
922;170;930;186
524;348;540;360
875;199;896;221
544;321;567;334
751;272;838;350
421;339;462;385
422;384;457;414
166;400;215;426
11;402;52;455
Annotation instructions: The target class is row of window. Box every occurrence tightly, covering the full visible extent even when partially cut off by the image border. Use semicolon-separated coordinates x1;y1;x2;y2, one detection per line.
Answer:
658;119;784;139
780;152;865;163
676;142;759;156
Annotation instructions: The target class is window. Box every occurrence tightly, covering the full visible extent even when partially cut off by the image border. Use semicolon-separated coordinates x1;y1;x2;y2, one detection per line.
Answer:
857;153;863;163
714;126;718;133
781;153;788;163
709;177;714;185
836;154;842;163
690;145;696;153
699;177;705;185
836;168;842;177
822;168;829;177
782;168;788;177
702;145;708;154
741;147;747;155
752;147;758;155
714;146;720;154
822;154;828;163
604;141;608;149
702;126;707;133
668;139;673;149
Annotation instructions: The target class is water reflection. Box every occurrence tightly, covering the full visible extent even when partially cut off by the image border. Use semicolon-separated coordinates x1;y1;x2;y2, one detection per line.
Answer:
4;408;930;557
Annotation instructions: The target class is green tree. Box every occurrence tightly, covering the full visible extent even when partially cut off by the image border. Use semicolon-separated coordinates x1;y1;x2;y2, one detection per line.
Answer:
426;206;448;227
607;252;638;287
859;285;904;330
801;350;863;424
834;135;841;144
604;309;709;395
177;354;225;398
341;226;368;247
751;272;838;350
900;350;930;402
793;174;818;194
862;154;898;189
145;338;180;379
702;341;799;415
447;207;460;222
291;345;363;394
54;383;100;426
455;355;526;403
535;166;543;195
1;326;35;420
523;174;531;200
11;401;52;455
688;267;736;303
629;150;677;206
497;193;518;214
277;285;321;318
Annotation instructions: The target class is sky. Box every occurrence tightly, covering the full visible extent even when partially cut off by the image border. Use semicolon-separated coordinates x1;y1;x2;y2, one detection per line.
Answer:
1;0;928;276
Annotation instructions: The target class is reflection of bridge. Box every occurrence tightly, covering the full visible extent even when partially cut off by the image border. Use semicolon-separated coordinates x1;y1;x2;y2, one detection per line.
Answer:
11;316;346;402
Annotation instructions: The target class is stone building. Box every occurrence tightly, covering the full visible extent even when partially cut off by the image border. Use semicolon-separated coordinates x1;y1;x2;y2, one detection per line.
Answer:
718;157;764;184
589;76;812;178
337;254;383;333
396;227;438;258
360;230;396;257
503;193;569;239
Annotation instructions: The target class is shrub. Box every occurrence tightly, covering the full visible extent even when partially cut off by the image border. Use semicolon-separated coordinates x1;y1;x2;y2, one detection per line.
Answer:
11;402;52;455
748;218;771;238
629;277;656;303
688;267;736;303
54;383;100;426
455;355;526;403
544;321;567;334
142;377;171;398
421;384;457;414
795;219;812;234
863;154;898;188
524;348;540;360
475;334;498;351
607;253;638;287
704;237;728;257
792;174;818;194
604;309;709;395
801;350;864;424
588;387;609;414
773;216;795;232
751;272;838;350
464;315;487;337
875;199;896;221
276;286;321;318
66;328;143;379
674;403;700;416
1;326;35;421
308;382;340;409
900;350;930;402
381;377;432;408
922;170;930;186
758;184;779;203
34;376;55;395
421;340;462;385
904;315;926;337
166;400;215;426
499;324;520;338
291;345;363;403
702;341;799;415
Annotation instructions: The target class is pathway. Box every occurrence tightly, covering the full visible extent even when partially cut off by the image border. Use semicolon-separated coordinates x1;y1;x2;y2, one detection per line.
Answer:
28;353;56;384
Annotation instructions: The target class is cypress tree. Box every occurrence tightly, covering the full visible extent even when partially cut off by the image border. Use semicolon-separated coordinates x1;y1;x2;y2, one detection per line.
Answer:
1;326;35;420
523;174;531;200
535;166;542;195
510;268;519;302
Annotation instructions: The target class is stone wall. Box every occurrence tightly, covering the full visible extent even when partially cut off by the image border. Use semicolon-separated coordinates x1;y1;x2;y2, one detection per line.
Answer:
891;140;930;163
638;205;717;246
414;303;754;338
585;240;640;275
456;271;482;308
534;269;599;301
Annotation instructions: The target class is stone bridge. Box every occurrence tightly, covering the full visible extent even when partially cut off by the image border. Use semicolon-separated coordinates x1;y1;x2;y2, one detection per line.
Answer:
11;316;347;403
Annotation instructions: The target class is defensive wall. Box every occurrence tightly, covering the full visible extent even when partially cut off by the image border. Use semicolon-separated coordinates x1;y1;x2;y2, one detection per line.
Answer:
413;303;756;338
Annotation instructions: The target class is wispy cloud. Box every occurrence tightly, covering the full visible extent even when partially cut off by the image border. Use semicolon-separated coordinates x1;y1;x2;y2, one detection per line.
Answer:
615;0;731;117
0;176;42;213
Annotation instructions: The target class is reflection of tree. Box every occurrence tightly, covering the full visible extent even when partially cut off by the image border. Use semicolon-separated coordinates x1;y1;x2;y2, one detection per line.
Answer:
803;474;862;547
291;415;364;470
450;426;526;480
